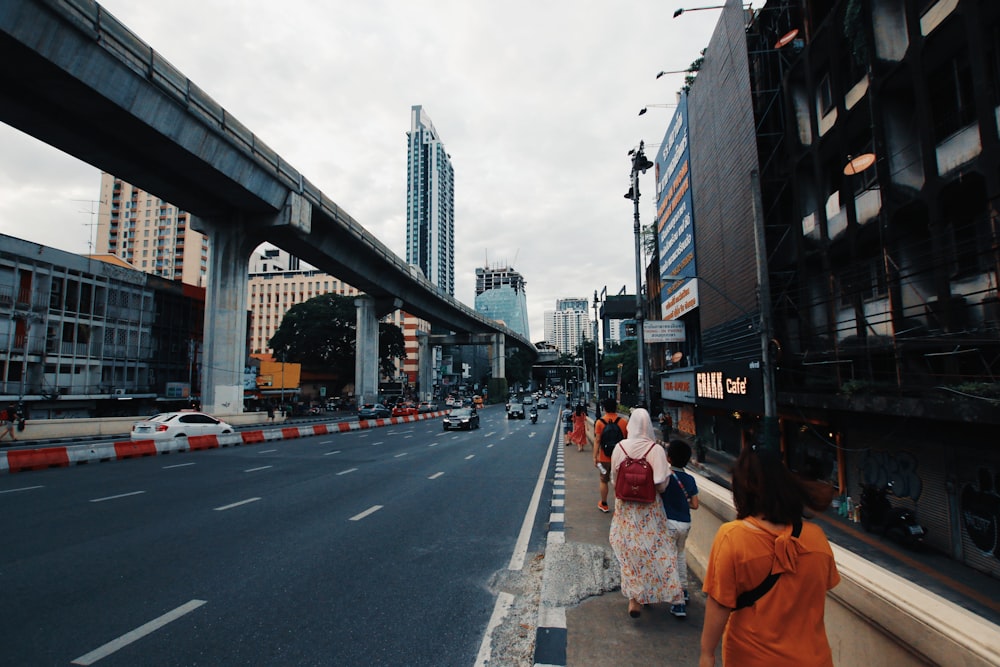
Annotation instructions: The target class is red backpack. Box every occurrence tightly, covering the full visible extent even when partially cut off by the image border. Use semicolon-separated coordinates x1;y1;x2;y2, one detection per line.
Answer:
614;443;658;503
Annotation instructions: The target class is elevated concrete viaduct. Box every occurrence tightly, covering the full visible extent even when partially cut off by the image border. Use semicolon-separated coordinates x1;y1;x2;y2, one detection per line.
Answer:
0;0;533;412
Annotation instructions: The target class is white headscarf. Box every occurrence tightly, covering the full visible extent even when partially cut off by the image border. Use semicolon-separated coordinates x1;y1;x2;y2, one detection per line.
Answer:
610;408;669;486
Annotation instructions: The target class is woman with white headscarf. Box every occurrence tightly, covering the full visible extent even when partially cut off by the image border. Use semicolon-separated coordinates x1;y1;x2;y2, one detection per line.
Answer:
609;407;684;618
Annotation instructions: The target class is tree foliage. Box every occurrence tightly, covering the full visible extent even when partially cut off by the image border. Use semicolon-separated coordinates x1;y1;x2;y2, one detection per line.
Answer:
268;294;406;379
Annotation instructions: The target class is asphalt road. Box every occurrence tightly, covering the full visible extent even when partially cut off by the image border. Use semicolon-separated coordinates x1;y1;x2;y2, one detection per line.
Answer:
0;405;559;666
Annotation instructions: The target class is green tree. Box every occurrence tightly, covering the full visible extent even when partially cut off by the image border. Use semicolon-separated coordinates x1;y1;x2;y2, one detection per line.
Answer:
505;347;531;388
268;294;406;380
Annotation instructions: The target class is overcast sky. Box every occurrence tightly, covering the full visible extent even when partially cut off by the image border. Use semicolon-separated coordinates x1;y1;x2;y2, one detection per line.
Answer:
0;0;723;341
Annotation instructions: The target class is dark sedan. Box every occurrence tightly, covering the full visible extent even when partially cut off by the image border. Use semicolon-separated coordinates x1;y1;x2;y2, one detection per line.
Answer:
443;407;480;430
358;403;391;419
507;402;525;419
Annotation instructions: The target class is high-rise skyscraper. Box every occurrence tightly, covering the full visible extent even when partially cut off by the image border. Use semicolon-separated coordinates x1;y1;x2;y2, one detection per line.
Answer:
544;298;592;355
96;173;209;286
474;265;530;340
406;105;455;296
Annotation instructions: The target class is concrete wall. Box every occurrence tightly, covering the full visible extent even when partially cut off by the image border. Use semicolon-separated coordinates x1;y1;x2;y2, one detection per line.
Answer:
687;474;1000;667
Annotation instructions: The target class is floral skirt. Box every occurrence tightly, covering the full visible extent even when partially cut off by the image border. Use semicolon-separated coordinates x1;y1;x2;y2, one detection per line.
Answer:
609;500;683;604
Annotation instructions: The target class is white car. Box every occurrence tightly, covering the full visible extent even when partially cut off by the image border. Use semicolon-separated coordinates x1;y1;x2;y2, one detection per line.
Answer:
130;411;234;440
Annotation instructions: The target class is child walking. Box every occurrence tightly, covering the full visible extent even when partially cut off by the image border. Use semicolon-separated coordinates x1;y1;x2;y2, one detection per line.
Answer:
661;439;699;617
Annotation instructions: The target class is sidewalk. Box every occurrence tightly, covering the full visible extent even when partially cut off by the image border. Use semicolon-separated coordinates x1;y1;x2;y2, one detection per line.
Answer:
535;423;714;667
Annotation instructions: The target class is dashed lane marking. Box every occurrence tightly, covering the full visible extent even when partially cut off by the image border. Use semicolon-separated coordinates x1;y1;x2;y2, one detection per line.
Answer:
337;468;358;476
323;450;341;456
465;454;475;460
243;466;273;473
213;497;260;511
349;505;383;521
90;491;145;503
163;462;195;470
429;472;444;479
258;449;277;454
0;485;44;494
395;452;408;458
71;599;207;665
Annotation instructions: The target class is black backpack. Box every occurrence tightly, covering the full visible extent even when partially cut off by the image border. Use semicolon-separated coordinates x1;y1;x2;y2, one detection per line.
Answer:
599;417;625;457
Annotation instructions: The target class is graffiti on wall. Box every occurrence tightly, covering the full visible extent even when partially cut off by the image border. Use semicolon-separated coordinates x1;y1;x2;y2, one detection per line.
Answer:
859;449;923;501
961;467;1000;560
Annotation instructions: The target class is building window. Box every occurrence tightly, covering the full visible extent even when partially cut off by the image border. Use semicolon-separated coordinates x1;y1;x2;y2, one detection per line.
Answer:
927;51;975;142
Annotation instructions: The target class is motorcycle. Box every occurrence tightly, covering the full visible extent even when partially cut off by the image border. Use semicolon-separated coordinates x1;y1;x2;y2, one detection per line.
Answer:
859;482;926;549
529;407;538;424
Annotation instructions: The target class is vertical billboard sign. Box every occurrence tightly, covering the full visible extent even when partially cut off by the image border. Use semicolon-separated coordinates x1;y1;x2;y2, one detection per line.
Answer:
655;93;698;320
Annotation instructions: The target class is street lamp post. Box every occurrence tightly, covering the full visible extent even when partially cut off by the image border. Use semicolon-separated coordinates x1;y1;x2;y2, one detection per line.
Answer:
626;141;654;409
592;290;601;409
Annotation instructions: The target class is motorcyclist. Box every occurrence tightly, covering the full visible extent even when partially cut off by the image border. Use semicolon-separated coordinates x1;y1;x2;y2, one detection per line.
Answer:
529;405;538;423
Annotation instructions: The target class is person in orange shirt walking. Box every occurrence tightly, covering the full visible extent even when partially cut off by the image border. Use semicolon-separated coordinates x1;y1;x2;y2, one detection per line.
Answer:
592;397;627;513
699;445;839;667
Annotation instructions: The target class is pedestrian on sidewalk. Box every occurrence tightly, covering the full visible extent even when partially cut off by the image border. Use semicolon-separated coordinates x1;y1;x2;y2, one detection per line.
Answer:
562;403;573;445
570;404;588;451
699;445;839;667
608;407;683;618
661;439;699;617
593;397;627;513
658;409;673;441
0;406;15;442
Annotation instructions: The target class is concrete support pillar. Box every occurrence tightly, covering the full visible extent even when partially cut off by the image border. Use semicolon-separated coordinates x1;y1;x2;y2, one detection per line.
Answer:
417;330;432;400
193;191;311;417
354;296;380;406
194;217;259;416
491;333;506;380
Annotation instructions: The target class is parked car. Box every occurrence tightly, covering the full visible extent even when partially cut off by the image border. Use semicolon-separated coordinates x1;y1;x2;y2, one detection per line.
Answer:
392;403;418;416
443;407;480;430
358;403;391;419
507;402;526;419
130;411;234;441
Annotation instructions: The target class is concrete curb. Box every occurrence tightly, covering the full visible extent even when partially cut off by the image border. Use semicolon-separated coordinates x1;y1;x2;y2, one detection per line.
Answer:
0;411;449;474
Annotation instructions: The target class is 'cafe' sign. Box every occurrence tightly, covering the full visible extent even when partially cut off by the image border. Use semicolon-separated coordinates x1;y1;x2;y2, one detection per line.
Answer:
695;360;764;413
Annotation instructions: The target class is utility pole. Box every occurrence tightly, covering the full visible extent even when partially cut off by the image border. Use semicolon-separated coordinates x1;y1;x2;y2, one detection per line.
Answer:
627;142;654;408
751;169;778;450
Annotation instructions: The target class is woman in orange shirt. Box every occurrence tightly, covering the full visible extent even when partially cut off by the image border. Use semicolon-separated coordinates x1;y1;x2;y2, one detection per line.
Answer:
700;445;839;667
570;404;588;452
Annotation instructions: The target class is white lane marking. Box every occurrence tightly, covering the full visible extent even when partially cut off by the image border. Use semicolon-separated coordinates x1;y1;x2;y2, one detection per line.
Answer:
323;450;342;456
484;431;496;437
162;462;195;470
71;599;207;665
487;444;494;449
258;449;277;454
465;454;475;460
428;442;439;447
428;472;444;479
508;422;559;570
319;439;334;445
243;466;273;473
337;468;358;476
404;435;413;439
214;497;260;511
474;592;515;667
90;491;145;503
0;485;44;494
349;505;383;521
394;452;408;458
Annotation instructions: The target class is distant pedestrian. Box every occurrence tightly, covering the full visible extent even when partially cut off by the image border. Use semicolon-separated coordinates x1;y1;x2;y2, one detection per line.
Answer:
658;410;673;440
0;406;14;442
661;439;699;617
608;408;682;618
562;403;573;445
593;397;627;513
266;403;275;423
570;404;588;452
700;445;839;666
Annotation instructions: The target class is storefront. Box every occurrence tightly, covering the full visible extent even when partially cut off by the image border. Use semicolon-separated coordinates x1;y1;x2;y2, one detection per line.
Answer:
692;359;764;459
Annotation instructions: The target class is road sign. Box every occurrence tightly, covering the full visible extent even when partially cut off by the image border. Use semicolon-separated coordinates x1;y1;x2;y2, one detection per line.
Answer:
644;320;686;343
